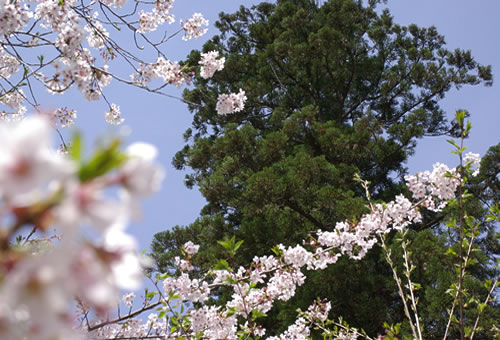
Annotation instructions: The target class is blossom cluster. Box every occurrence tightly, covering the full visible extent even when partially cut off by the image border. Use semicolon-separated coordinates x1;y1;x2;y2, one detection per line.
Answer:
53;107;78;127
131;57;189;89
137;0;175;33
0;46;19;79
199;50;225;79
0;0;32;36
181;13;209;41
404;162;462;212
0;116;164;340
0;0;211;124
104;103;124;125
0;0;244;124
88;158;467;339
216;88;248;115
464;152;481;176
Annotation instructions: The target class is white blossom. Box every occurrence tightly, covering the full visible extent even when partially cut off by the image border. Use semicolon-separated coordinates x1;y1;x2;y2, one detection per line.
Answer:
105;103;124;125
0;116;74;201
199;50;225;79
54;107;77;127
464;152;481;176
122;292;136;307
181;13;208;40
119;142;165;218
0;0;32;36
216;88;247;115
183;240;200;255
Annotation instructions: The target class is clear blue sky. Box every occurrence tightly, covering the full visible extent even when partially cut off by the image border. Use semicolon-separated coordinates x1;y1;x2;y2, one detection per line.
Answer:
44;1;500;254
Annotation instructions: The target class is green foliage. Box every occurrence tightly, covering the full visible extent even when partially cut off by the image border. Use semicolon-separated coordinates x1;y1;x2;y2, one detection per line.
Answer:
70;133;128;183
151;0;496;337
217;235;244;258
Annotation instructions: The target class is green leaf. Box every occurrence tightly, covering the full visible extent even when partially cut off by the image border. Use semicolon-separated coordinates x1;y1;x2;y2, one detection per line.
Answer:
445;248;457;256
223;277;237;285
271;245;282;256
465;120;472;134
447;139;459;149
77;139;127;182
455;110;466;126
156;273;169;283
217;238;232;252
465;326;472;338
70;133;82;162
214;259;231;271
146;291;158;300
225;306;240;317
394;323;401;334
251;309;267;321
217;235;243;256
234;239;244;252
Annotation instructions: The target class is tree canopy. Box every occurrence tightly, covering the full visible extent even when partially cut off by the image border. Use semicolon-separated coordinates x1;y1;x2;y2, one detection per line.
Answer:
151;0;497;336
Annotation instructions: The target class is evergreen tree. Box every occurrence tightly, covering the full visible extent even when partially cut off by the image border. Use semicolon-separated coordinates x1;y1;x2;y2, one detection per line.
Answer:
151;0;496;336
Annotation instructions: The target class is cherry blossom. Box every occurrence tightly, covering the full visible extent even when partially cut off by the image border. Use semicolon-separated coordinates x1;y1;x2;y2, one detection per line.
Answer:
53;107;78;127
55;180;128;232
122;292;136;308
0;89;26;118
268;317;310;340
104;104;124;125
85;18;109;50
0;47;19;78
0;115;173;339
181;13;209;41
183;240;200;255
137;0;175;33
216;88;247;115
199;50;225;79
119;142;165;218
0;0;32;36
0;116;73;201
1;0;216;125
464;152;481;176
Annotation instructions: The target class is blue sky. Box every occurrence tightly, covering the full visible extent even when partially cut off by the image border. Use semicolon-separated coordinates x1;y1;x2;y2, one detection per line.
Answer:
388;0;500;173
46;1;500;254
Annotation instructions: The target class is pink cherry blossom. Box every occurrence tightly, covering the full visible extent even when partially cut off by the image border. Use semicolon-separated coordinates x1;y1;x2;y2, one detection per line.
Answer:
216;88;247;115
105;103;124;125
199;50;225;79
181;13;208;40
